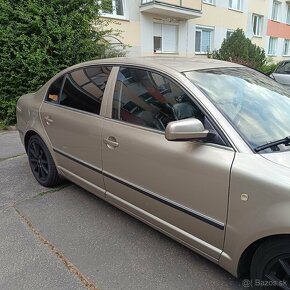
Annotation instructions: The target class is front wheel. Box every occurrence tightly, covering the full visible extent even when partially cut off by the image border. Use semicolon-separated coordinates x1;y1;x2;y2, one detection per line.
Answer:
27;135;62;187
251;237;290;289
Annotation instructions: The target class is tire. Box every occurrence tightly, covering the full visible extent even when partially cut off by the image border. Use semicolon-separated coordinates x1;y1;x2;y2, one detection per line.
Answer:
251;237;290;289
27;135;62;187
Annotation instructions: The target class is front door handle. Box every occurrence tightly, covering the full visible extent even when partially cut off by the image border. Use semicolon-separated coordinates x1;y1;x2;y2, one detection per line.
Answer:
44;115;54;125
103;136;119;149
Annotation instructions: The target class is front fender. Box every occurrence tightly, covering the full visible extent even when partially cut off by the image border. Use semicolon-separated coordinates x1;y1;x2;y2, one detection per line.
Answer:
219;153;290;276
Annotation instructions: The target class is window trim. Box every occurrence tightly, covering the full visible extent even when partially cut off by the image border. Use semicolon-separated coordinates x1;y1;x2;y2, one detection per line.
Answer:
195;26;214;54
271;0;281;22
228;0;243;11
226;29;234;39
109;65;233;149
252;14;263;37
287;5;290;25
203;0;215;5
268;37;278;56
283;39;290;56
99;0;127;20
153;22;179;54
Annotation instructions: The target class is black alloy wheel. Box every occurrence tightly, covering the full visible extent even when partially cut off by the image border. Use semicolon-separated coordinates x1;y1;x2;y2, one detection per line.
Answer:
263;255;290;290
251;237;290;289
27;135;61;187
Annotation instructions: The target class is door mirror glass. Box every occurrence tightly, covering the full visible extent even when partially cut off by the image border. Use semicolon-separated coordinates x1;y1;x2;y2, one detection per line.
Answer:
165;118;209;141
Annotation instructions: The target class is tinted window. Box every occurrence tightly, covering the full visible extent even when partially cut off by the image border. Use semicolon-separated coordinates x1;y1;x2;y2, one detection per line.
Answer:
112;67;204;131
47;76;64;103
57;66;111;114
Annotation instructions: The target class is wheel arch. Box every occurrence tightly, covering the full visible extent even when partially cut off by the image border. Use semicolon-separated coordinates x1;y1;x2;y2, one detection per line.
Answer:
24;130;54;161
237;234;290;279
24;130;38;152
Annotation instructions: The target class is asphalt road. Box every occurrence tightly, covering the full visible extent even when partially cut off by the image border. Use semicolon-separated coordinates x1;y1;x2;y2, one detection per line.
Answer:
0;131;244;290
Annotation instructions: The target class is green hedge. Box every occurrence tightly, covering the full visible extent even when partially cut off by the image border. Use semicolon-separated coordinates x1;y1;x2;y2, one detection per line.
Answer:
0;0;124;126
210;29;266;70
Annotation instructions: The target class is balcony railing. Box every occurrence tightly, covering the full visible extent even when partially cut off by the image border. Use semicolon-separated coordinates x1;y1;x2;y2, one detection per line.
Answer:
140;0;202;19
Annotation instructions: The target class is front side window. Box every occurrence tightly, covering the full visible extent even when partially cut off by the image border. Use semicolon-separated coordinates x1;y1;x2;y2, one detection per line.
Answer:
49;66;111;115
272;1;280;21
112;67;204;131
195;28;213;54
185;68;290;152
229;0;242;10
268;37;278;55
101;0;124;17
153;23;178;53
252;14;263;36
275;61;290;74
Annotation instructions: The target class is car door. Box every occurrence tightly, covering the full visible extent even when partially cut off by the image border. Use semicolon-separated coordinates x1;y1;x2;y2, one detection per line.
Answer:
40;65;112;198
272;61;290;86
101;66;235;259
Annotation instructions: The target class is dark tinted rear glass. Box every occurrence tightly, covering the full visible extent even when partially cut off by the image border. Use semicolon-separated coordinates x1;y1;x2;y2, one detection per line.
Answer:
58;66;111;114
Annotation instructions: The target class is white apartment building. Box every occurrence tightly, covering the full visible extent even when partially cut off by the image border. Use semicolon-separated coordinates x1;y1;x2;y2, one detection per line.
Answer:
103;0;290;60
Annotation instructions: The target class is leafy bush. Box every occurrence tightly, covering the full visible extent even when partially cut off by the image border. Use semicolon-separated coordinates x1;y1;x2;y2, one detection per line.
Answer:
0;0;125;126
210;29;266;70
259;62;278;76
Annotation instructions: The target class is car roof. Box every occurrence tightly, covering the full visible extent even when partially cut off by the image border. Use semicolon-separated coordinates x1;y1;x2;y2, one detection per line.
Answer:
66;56;243;74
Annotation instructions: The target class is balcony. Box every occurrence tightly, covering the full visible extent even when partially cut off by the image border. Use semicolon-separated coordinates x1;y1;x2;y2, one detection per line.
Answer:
140;0;202;20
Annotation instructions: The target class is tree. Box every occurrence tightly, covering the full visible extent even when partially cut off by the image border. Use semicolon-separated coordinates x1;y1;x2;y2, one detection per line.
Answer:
0;0;125;126
210;29;266;70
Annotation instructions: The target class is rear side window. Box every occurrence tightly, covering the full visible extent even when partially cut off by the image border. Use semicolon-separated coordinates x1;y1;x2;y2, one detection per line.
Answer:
47;76;64;103
47;66;111;115
112;67;204;131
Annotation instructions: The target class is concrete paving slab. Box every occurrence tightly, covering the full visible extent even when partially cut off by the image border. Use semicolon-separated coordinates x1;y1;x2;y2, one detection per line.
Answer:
0;207;85;290
16;186;242;290
0;156;49;211
0;131;25;160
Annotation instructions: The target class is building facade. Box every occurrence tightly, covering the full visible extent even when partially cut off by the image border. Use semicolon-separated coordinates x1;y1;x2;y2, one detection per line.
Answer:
103;0;290;61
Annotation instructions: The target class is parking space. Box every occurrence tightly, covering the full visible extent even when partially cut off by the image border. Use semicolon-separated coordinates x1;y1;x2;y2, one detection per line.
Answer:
0;131;243;290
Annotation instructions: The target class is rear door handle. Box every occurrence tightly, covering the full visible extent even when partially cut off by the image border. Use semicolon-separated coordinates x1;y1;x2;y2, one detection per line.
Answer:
103;136;119;149
44;115;53;125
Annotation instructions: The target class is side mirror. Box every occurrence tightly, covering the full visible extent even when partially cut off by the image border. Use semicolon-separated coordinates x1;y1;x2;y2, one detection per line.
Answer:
165;118;209;141
269;74;275;80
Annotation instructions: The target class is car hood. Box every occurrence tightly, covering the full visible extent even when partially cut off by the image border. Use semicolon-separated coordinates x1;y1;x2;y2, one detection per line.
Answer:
261;151;290;169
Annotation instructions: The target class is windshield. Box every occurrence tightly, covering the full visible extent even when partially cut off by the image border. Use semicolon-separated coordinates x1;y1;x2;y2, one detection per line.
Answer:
185;67;290;153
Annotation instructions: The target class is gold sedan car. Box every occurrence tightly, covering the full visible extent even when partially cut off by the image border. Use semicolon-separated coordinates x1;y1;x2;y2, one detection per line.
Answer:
17;57;290;288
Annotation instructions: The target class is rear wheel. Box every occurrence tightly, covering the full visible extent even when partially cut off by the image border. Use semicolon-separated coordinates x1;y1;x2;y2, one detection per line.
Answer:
27;135;61;187
251;237;290;289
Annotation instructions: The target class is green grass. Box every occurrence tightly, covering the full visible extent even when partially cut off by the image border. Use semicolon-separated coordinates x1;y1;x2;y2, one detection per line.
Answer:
37;183;70;197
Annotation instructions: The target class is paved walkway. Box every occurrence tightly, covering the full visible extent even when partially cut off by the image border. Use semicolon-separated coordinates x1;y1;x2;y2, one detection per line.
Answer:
0;131;243;290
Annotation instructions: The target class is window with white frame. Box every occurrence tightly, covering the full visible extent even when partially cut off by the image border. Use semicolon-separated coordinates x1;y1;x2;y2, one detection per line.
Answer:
203;0;214;4
153;23;178;53
284;39;290;55
287;5;290;24
229;0;242;11
271;1;280;21
101;0;125;17
195;28;213;54
252;14;263;36
226;30;234;39
268;37;278;55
